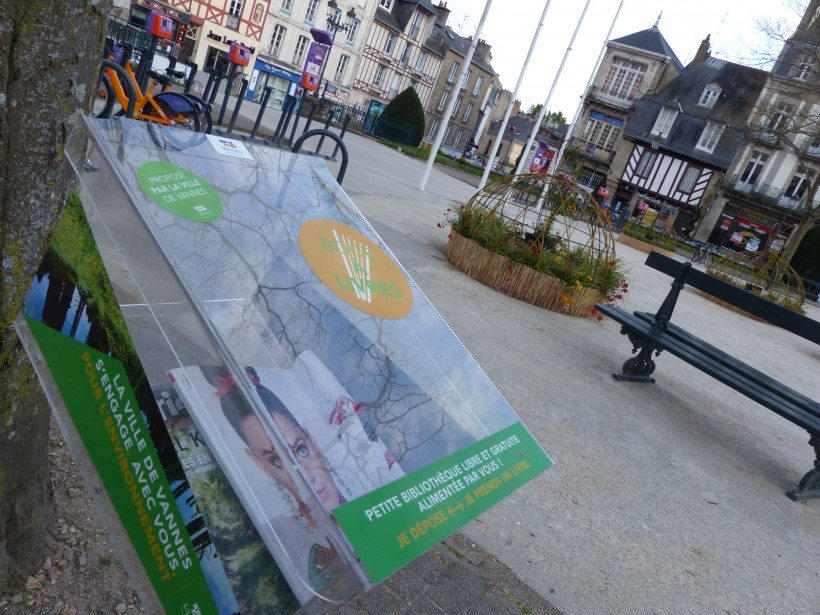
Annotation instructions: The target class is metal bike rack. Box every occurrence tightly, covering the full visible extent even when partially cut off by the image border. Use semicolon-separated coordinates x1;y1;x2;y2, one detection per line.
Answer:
292;129;348;185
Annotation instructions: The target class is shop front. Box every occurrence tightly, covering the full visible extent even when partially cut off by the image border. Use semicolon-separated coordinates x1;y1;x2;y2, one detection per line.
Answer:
246;59;300;110
620;187;695;236
707;204;788;253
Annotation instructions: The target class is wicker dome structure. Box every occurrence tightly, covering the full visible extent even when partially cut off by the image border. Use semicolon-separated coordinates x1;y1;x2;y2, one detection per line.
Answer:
445;173;621;317
706;250;806;311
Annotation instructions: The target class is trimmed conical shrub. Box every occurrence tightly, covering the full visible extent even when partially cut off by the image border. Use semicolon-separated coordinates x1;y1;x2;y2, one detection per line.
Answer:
379;87;426;147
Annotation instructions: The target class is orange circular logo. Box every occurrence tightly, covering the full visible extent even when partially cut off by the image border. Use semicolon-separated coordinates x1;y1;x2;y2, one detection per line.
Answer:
299;219;413;319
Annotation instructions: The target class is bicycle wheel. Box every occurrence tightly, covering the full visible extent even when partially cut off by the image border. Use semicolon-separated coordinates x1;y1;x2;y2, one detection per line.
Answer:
91;72;116;119
181;93;213;134
147;92;200;132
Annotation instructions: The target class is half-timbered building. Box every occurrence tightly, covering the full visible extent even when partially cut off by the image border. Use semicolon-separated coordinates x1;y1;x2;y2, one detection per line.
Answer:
614;40;766;236
348;0;443;108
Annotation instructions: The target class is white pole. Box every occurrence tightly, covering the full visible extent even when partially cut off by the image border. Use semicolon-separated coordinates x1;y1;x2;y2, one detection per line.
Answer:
476;0;553;191
419;0;493;191
552;0;624;174
513;0;594;177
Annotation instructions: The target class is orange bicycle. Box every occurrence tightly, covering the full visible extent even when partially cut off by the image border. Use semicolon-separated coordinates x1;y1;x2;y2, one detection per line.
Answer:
93;39;202;133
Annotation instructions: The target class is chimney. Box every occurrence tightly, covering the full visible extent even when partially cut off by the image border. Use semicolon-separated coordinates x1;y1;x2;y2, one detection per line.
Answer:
511;99;521;115
436;1;450;26
476;39;491;61
693;34;711;64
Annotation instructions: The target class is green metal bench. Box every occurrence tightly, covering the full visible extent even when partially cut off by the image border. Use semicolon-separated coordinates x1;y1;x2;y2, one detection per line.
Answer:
596;251;820;501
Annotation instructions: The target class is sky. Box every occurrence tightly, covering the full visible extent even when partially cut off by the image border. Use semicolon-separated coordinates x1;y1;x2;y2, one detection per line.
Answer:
440;0;805;122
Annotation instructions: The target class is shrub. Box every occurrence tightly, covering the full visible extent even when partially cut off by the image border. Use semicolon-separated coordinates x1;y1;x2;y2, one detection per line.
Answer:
379;87;426;146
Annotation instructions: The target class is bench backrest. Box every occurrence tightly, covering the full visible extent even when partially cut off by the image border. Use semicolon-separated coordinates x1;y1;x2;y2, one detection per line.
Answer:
645;251;820;346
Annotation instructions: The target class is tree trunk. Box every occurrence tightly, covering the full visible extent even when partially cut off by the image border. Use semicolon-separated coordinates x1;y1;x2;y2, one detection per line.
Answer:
0;0;111;588
781;181;819;262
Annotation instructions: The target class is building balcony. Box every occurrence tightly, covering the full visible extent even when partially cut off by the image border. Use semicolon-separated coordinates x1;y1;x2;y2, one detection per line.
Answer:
570;138;616;165
800;140;820;161
586;85;636;110
749;129;782;146
723;174;817;211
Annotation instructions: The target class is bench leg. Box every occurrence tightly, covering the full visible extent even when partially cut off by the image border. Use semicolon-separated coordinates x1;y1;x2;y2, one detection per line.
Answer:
612;329;659;384
786;435;820;502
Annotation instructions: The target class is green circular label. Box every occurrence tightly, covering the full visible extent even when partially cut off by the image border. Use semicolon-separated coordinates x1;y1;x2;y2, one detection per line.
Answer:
136;161;222;222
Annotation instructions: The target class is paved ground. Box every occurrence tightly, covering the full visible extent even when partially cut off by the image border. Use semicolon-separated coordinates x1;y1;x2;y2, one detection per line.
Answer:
212;96;819;614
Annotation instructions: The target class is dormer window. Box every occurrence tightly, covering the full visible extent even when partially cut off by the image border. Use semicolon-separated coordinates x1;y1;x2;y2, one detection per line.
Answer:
650;107;678;138
379;0;394;9
698;85;721;108
696;121;725;153
793;53;816;81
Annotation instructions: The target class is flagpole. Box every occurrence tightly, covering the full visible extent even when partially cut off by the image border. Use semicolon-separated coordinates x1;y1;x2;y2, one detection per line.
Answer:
513;0;594;177
419;0;493;191
551;0;624;175
476;0;553;191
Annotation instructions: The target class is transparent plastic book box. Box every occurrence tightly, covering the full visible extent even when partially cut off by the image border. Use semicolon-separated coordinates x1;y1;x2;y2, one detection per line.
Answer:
63;117;553;603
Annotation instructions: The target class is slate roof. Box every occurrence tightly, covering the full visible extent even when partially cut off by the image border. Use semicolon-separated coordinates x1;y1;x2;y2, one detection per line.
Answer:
441;26;495;75
610;26;684;71
373;6;401;32
486;114;538;142
390;0;438;31
624;57;766;169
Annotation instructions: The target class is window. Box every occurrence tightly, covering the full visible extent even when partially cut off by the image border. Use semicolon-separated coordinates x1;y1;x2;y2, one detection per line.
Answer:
582;117;622;151
453;97;462;115
461;69;472;90
334;54;349;81
205;46;228;73
443;123;452;144
678;166;700;193
462;102;473;122
379;0;394;9
383;33;397;54
415;51;427;71
305;0;319;22
409;11;423;38
229;0;243;17
784;166;815;200
577;168;606;190
293;35;309;65
388;74;400;99
436;90;449;111
454;129;465;148
447;61;460;83
635;151;657;178
698;85;721;108
696;121;725;152
601;57;647;101
373;65;386;87
767;101;795;131
269;24;286;58
280;0;293;11
399;42;411;65
739;150;769;185
427;118;439;138
472;75;483;96
346;19;360;44
793;53;816;81
650;107;678;137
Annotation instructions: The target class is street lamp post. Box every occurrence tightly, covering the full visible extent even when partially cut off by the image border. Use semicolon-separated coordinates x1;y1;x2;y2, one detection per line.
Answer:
319;0;356;98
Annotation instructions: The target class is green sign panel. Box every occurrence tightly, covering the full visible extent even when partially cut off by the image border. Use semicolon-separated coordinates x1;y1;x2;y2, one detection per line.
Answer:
137;161;222;222
332;422;553;583
27;319;219;615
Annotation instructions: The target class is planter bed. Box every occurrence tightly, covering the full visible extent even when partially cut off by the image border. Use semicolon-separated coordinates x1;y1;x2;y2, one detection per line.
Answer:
445;233;602;318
